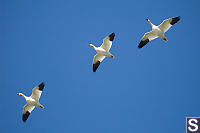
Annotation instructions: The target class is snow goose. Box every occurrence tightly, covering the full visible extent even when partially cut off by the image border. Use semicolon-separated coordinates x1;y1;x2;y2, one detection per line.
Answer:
138;16;180;48
17;82;45;122
88;33;115;72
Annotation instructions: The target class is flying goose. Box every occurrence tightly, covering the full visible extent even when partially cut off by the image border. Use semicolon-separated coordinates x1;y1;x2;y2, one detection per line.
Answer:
138;16;180;48
17;82;45;122
88;33;115;72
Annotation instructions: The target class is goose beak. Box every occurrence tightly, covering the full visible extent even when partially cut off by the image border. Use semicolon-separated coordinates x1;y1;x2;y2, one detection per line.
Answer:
17;93;19;95
146;19;149;21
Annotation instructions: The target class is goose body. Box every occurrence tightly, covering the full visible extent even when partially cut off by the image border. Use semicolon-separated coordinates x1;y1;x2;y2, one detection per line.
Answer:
17;82;45;122
89;33;115;72
138;16;180;48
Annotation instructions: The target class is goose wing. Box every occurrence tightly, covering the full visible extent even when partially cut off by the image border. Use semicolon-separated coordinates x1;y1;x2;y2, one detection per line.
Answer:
100;33;115;51
22;103;35;122
31;82;44;101
138;31;158;48
93;54;105;72
158;16;180;33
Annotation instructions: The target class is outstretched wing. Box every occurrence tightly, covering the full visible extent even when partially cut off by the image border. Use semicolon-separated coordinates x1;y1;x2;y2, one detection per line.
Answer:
100;33;115;51
31;82;45;101
22;103;35;122
93;54;105;72
138;31;158;48
158;16;180;33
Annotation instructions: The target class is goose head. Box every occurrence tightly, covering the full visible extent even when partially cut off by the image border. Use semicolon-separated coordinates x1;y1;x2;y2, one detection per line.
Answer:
146;18;155;28
17;93;27;99
17;93;23;96
146;19;151;23
88;44;95;48
88;44;94;47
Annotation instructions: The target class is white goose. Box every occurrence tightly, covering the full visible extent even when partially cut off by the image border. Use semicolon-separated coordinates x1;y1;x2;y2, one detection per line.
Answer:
88;33;115;72
138;16;180;48
17;82;45;122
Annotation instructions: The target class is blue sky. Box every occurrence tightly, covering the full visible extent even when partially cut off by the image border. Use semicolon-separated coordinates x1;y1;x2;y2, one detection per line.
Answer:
0;0;200;133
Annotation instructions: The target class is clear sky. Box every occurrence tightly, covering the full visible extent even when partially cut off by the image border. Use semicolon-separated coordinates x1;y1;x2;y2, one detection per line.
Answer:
0;0;200;133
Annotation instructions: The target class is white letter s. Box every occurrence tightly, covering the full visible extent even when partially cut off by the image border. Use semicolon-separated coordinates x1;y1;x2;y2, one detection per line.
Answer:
188;119;198;132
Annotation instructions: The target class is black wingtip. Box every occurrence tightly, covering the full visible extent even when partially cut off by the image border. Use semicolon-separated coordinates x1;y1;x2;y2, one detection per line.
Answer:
138;39;149;49
38;82;45;91
170;16;180;25
22;111;30;122
93;61;101;72
109;32;115;41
